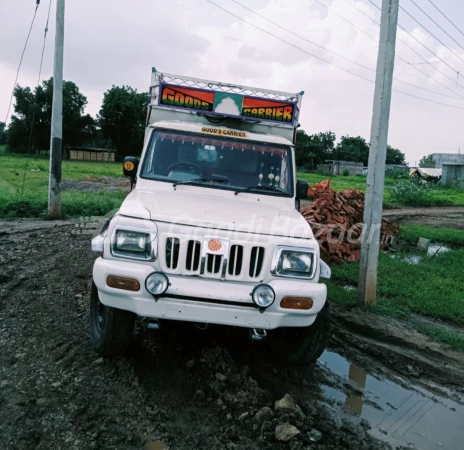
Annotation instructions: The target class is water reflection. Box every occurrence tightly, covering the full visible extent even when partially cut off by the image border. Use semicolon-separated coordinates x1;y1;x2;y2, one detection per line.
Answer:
319;351;464;450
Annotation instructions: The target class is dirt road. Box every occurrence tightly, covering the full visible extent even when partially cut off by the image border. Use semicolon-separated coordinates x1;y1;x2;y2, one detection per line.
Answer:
1;220;463;450
383;206;464;230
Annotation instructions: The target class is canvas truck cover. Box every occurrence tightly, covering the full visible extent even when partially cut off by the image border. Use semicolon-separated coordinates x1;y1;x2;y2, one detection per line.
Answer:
146;68;304;142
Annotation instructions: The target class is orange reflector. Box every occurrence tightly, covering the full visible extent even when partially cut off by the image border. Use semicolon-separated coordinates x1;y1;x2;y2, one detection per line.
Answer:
107;276;140;291
280;297;313;310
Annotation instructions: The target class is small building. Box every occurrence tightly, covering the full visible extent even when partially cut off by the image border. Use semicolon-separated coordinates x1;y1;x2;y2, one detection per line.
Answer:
319;160;363;176
409;167;442;182
431;153;464;169
65;146;116;162
442;164;464;187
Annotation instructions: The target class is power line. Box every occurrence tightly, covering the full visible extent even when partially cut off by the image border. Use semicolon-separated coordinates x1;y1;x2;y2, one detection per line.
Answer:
231;0;463;100
206;0;464;110
426;0;464;40
314;0;377;43
399;2;464;66
205;0;375;83
409;0;464;52
21;0;53;195
368;0;463;80
4;1;41;125
342;0;464;99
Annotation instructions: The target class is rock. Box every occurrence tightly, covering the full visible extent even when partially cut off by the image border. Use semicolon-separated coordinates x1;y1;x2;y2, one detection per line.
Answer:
225;425;238;440
238;412;249;421
95;357;104;365
195;389;205;400
186;360;195;369
261;420;272;434
216;373;227;382
0;270;10;284
75;293;83;299
226;413;232;420
308;428;322;443
275;394;297;414
275;423;300;441
254;406;274;425
51;382;62;388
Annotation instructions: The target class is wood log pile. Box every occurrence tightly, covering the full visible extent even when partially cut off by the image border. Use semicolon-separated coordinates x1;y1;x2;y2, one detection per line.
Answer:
301;189;399;264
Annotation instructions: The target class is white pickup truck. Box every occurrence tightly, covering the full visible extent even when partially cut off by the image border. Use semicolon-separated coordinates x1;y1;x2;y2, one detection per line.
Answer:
90;69;331;364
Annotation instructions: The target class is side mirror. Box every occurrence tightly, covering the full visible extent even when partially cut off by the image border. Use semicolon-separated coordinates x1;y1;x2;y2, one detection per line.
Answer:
123;156;138;177
296;179;308;200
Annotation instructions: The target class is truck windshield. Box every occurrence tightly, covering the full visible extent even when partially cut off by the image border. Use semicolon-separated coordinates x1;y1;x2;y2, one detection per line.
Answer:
140;130;293;197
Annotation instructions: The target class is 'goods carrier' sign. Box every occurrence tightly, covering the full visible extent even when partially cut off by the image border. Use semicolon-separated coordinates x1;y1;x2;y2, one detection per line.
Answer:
158;84;296;125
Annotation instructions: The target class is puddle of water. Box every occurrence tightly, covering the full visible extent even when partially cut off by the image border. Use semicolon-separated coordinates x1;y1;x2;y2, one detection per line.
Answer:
343;285;356;292
319;351;464;450
388;243;450;265
427;244;450;257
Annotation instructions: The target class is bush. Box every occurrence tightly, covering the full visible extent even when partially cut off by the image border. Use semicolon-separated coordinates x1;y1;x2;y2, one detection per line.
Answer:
451;178;464;190
342;169;350;176
386;169;409;180
389;179;432;205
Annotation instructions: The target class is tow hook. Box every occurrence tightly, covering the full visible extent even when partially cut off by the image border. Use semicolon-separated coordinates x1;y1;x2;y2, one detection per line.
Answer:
250;328;267;342
147;319;160;330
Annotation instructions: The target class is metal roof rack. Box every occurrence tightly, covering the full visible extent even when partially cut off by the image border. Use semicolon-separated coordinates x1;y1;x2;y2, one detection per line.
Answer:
149;68;303;129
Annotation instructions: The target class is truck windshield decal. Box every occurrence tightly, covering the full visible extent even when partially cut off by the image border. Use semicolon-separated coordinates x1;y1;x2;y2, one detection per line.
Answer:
158;84;296;125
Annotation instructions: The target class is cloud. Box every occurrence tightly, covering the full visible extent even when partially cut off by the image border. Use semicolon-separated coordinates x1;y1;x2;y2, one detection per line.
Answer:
1;0;464;163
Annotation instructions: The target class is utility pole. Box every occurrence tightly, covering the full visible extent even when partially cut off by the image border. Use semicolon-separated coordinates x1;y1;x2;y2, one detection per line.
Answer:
48;0;65;219
358;0;399;306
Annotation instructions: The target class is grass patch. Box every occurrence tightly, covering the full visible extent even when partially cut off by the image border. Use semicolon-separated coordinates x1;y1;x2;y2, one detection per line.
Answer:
400;224;464;247
414;324;464;352
0;154;125;218
326;226;464;326
297;172;464;206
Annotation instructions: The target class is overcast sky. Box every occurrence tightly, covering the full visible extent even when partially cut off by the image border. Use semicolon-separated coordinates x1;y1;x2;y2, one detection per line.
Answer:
1;0;464;165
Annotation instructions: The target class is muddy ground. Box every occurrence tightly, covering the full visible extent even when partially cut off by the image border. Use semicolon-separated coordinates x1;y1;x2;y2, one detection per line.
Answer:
1;220;463;450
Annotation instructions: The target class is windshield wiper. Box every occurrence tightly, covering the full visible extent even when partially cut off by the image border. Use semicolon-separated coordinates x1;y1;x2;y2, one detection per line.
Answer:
173;177;228;189
234;185;288;196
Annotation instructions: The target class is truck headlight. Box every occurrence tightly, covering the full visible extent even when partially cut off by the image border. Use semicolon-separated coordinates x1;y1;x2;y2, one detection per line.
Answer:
271;246;316;279
111;226;157;261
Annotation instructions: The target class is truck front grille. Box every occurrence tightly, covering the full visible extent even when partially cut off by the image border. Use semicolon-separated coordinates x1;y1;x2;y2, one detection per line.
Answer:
249;246;265;278
186;240;201;272
166;238;180;269
161;235;267;281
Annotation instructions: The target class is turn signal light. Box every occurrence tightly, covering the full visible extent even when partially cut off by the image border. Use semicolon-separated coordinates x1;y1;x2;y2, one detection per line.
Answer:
107;276;140;291
280;297;313;310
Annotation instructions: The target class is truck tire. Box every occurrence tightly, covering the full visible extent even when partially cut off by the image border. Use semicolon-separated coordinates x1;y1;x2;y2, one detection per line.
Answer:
89;281;136;357
275;303;331;365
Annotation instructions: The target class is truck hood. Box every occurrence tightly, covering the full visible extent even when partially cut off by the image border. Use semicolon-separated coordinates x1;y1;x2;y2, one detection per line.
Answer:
117;188;313;239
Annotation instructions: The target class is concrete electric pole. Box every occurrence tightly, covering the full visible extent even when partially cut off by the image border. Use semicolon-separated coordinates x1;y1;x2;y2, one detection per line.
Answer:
48;0;65;219
357;0;399;306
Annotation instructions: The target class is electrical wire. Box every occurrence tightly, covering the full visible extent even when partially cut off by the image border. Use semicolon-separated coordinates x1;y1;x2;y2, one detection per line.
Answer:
426;0;464;40
4;1;41;125
206;0;464;110
368;0;463;81
21;0;53;195
315;0;464;99
342;0;464;99
408;0;464;52
399;2;464;66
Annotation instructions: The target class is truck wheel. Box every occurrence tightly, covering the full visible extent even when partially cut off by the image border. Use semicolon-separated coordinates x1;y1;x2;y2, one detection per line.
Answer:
276;303;331;365
89;281;136;356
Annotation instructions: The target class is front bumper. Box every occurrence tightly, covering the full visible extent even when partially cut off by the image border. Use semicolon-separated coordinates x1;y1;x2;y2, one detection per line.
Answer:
93;257;327;330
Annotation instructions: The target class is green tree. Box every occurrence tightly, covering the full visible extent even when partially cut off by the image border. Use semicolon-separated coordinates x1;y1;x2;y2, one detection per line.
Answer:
419;154;435;168
386;145;406;165
0;121;7;146
295;130;336;169
335;136;369;165
6;78;92;153
98;86;147;157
